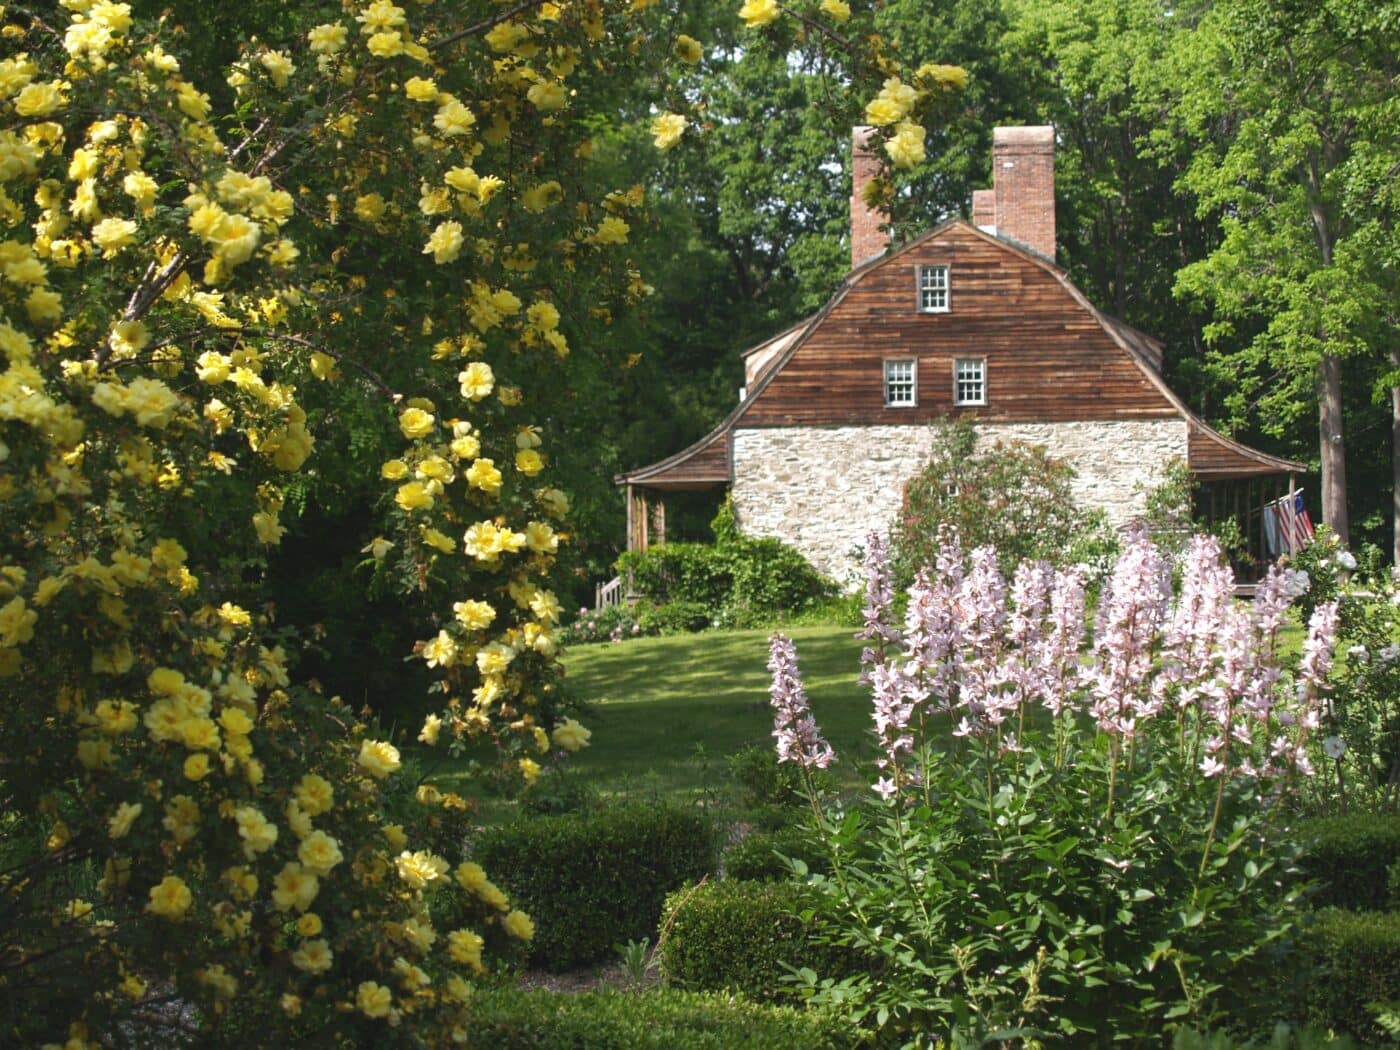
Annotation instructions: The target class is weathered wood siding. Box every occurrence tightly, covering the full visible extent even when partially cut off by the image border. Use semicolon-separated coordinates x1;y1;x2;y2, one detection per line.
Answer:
739;224;1179;427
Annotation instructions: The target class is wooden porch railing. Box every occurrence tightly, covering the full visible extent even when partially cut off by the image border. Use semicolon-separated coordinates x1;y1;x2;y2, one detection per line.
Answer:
594;575;623;610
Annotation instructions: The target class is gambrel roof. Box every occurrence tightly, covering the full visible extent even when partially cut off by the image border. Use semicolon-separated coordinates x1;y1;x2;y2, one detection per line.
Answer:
618;219;1303;490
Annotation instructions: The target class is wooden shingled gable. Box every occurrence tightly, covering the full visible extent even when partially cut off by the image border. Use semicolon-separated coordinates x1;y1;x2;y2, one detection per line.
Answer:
617;218;1303;487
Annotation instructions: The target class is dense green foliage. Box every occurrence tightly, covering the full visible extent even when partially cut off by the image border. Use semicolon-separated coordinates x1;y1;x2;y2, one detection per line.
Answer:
723;826;829;883
471;805;717;971
1298;909;1400;1044
1296;814;1400;912
466;988;859;1049
889;418;1118;584
659;880;858;1003
617;501;833;626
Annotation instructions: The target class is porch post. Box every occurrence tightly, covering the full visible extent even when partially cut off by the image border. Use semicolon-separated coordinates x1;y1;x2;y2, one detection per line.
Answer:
625;482;635;552
651;495;666;546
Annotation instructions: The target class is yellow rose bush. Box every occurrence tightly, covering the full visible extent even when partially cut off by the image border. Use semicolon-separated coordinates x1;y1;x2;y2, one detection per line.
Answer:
0;1;958;1044
0;1;713;1044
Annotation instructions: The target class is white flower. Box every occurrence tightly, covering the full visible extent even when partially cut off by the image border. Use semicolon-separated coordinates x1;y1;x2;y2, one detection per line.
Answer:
1347;644;1369;665
1283;570;1310;599
1336;550;1358;571
1323;736;1347;759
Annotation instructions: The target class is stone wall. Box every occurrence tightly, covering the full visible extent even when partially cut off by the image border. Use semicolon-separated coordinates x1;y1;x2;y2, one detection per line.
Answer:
729;419;1187;584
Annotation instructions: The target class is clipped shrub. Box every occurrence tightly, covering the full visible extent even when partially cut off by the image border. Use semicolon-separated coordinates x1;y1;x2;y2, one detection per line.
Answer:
1173;1024;1357;1049
617;543;732;610
467;988;858;1049
727;743;807;809
1299;909;1400;1043
637;600;713;635
724;826;829;882
616;499;833;629
1295;813;1400;910
659;880;859;1002
472;804;716;971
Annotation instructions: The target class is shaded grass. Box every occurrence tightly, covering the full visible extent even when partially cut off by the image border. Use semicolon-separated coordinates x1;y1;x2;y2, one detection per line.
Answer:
556;626;879;801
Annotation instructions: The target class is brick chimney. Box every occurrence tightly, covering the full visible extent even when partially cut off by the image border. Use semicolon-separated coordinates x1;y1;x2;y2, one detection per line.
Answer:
971;189;996;232
990;125;1056;261
850;126;889;268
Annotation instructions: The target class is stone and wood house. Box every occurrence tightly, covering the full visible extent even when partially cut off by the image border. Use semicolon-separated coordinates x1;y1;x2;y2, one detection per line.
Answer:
616;125;1304;585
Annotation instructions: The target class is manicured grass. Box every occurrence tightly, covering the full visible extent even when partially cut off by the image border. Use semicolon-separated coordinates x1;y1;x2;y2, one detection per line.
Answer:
554;626;878;800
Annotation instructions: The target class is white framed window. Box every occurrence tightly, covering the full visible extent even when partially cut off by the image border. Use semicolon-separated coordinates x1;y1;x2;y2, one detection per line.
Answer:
918;264;950;313
954;358;985;406
884;358;916;407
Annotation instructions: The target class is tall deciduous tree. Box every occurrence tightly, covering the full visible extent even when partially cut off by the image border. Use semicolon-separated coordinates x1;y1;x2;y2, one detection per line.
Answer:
1171;0;1400;548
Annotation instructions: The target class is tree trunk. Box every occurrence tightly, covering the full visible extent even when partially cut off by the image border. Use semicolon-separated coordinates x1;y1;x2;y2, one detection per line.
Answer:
1392;347;1400;569
1318;353;1349;546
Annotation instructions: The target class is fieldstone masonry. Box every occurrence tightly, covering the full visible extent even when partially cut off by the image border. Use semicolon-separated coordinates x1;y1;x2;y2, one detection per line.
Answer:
730;419;1187;584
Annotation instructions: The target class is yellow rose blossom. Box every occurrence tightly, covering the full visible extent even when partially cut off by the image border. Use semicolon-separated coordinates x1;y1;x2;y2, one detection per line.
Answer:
297;830;343;875
478;880;508;910
398;407;434;439
271;862;319;912
146;875;192;920
738;0;781;28
418;713;442;745
357;739;401;779
458;361;494;401
465;458;502;495
452;599;495;630
380;459;409;480
395;849;448;889
454;861;487;892
674;34;703;63
515;448;544;476
525;521;558;554
295;913;323;937
291;938;332;974
447;929;485;972
354;193;387;222
94;699;138;734
404;76;437;101
234;806;278;859
421;629;457;668
394;480;433;512
14;81;64;117
589;216;630;245
423;220;464;264
886;120;927;169
526;81;567;111
259;51;296;88
294;772;334;816
107;801;142;839
91;217;139;255
420;527;455;553
366;31;405;57
820;0;851;21
503;908;535;940
183;753;211;781
433;98;476;137
650;112;687;150
402;916;437;953
355;980;393;1019
553;717;592;752
307;23;348;53
476;642;515;676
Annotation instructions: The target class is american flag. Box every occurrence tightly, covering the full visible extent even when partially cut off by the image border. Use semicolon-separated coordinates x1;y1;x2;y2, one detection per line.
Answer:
1274;490;1315;554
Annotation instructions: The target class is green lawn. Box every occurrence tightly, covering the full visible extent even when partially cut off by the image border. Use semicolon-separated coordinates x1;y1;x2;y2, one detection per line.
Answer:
554;626;879;801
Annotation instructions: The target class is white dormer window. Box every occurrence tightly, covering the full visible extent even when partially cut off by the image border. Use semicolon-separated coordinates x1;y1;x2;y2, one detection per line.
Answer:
885;359;916;407
954;358;986;406
918;265;950;312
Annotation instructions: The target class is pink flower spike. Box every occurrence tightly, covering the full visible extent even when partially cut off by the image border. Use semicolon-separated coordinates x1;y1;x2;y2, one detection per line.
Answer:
767;633;836;771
